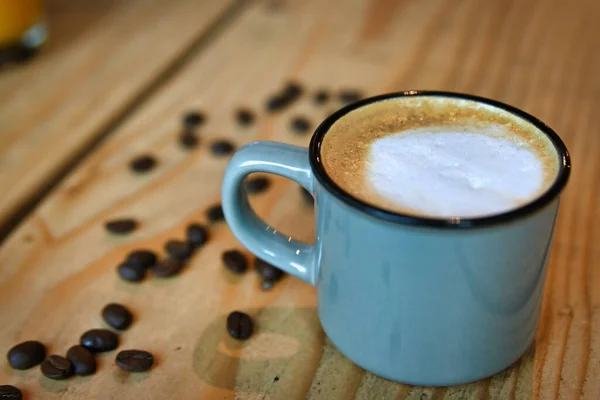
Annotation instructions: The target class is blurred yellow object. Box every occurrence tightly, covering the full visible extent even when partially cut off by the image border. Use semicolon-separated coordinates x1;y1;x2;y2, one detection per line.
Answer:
0;0;45;48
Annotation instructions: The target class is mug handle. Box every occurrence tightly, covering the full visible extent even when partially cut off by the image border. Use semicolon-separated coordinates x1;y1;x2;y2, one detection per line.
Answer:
221;142;319;285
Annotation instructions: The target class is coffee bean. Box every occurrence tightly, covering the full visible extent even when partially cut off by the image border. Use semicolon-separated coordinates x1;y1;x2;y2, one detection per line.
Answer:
282;82;303;102
210;140;235;156
245;176;270;194
102;303;133;330
126;250;157;269
40;355;73;380
264;82;303;113
186;223;209;248
66;345;96;376
129;154;157;173
255;258;283;281
151;258;184;278
117;262;146;282
222;250;248;274
105;218;138;234
179;130;199;149
80;329;119;353
300;186;313;206
182;111;205;128
313;89;329;105
7;340;46;370
290;116;312;134
339;89;363;104
227;311;254;340
0;385;22;400
206;204;224;223
236;108;255;126
265;95;287;112
116;350;154;372
165;240;193;260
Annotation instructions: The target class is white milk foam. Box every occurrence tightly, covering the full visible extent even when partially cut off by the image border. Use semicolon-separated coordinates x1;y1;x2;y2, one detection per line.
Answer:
366;125;545;218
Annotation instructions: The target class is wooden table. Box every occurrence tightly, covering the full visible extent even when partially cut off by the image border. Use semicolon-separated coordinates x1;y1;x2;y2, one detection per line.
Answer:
0;0;598;398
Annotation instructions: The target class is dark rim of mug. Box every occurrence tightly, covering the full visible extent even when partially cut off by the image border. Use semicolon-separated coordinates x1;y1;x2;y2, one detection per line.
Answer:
309;91;571;229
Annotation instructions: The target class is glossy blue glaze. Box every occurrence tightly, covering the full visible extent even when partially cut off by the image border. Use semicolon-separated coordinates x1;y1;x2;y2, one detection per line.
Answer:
222;142;319;285
315;177;558;385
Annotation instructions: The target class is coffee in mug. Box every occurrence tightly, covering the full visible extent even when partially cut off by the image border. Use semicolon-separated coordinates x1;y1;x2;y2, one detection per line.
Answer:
321;96;559;218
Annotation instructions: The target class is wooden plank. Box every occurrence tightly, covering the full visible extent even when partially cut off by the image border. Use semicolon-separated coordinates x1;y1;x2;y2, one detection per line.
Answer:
1;0;599;398
0;0;242;238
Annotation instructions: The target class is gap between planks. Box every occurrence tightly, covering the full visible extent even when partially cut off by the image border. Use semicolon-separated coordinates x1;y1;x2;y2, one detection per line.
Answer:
0;0;252;245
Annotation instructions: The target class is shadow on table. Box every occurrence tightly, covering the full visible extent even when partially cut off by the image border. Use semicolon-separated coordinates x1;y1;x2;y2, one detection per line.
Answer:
193;307;324;393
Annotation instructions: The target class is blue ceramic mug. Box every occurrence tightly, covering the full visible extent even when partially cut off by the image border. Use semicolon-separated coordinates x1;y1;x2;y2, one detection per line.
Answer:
221;91;571;386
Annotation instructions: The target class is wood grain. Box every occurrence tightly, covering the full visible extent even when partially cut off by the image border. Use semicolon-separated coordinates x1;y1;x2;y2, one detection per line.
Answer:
0;0;241;238
1;0;599;398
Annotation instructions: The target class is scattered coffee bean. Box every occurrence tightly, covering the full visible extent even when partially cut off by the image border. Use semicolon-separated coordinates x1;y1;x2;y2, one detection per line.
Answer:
339;89;363;104
227;311;254;340
290;116;312;134
179;130;199;149
117;262;146;282
40;355;73;380
151;258;184;278
182;111;205;128
210;140;235;156
165;240;193;260
102;303;133;330
265;95;287;112
105;218;138;234
0;385;22;400
274;376;280;382
126;250;157;269
116;350;154;372
7;340;46;370
282;82;303;102
300;186;313;206
129;154;157;173
265;82;304;112
66;345;96;376
206;204;224;223
222;250;248;274
80;329;119;353
186;223;209;248
255;258;283;281
235;108;255;126
313;89;329;105
245;176;270;194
